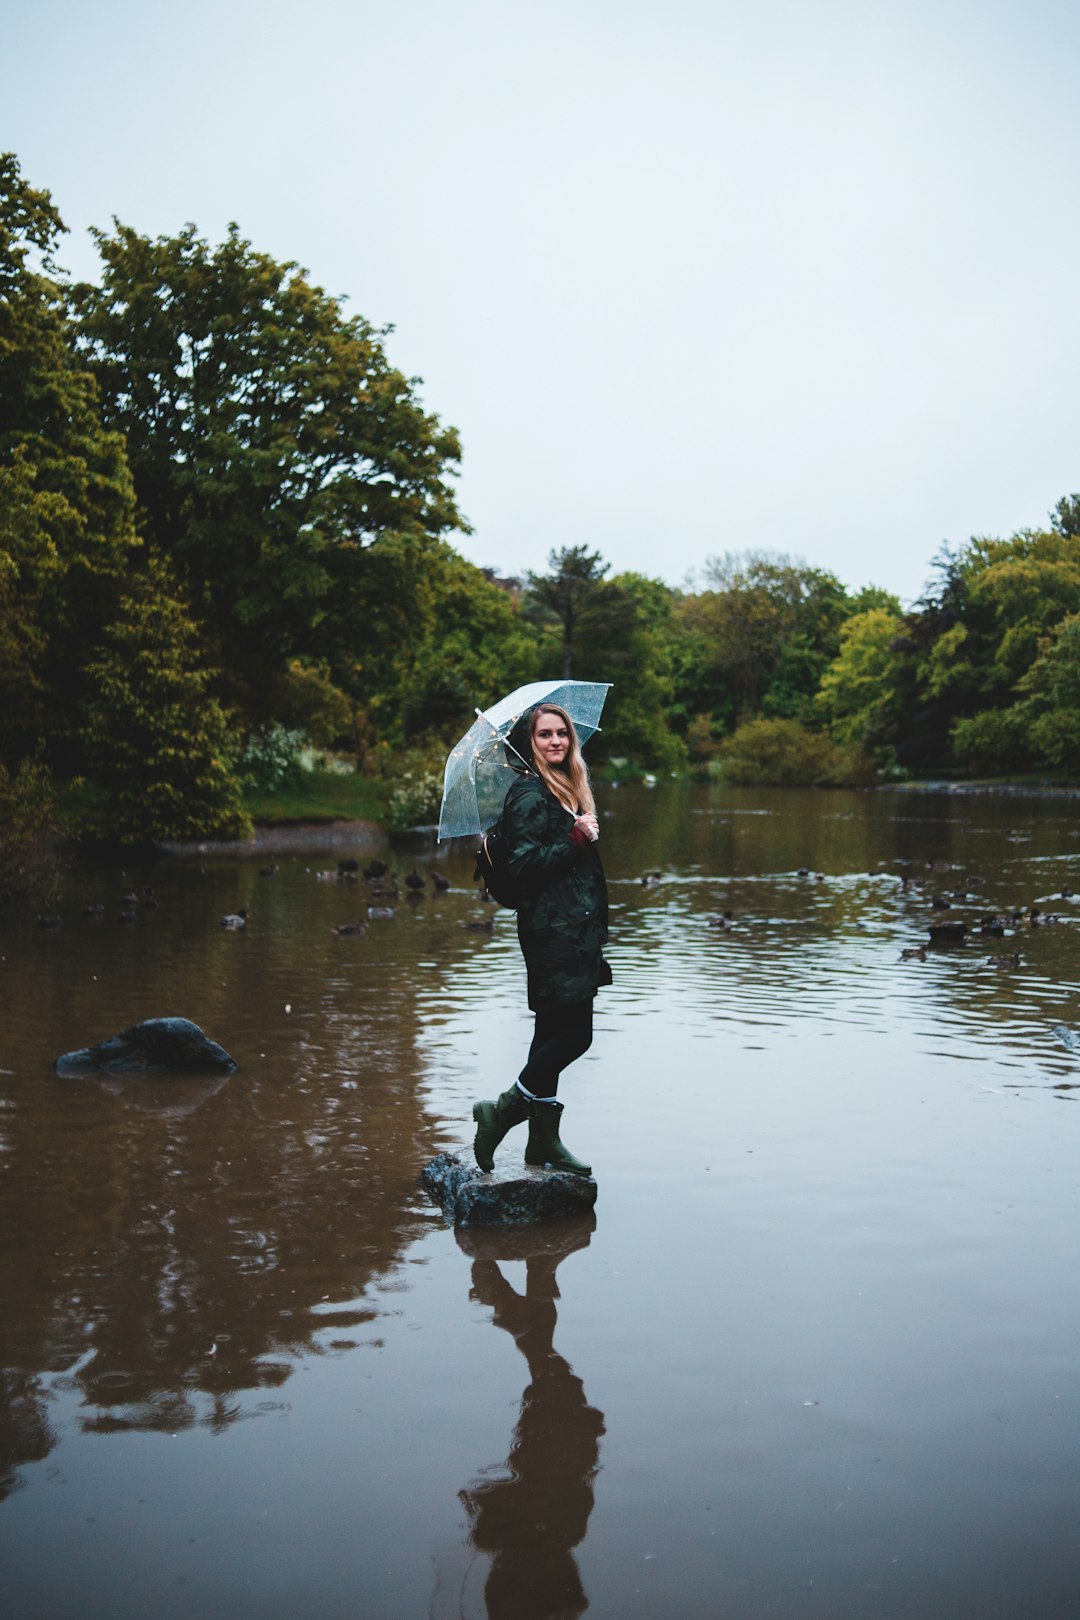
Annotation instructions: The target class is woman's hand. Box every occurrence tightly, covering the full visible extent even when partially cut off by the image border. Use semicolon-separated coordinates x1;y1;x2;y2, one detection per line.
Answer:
575;813;600;843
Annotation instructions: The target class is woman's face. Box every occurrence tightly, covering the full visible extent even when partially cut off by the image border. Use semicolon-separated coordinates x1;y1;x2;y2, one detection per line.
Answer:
532;711;570;768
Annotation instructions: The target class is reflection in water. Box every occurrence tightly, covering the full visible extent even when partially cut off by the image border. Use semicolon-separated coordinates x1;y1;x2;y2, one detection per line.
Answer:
5;788;1080;1615
440;1217;604;1620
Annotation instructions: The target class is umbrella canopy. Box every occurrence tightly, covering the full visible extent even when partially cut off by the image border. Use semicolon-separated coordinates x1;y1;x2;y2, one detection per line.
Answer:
438;679;611;842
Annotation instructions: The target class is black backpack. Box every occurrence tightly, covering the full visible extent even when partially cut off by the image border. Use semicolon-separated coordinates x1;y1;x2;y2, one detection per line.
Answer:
474;815;522;909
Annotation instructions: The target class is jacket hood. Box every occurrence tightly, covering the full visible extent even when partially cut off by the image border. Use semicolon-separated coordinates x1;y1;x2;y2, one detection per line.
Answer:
504;708;539;773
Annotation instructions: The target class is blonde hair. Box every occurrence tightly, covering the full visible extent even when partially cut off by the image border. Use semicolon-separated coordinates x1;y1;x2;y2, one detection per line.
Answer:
529;705;595;816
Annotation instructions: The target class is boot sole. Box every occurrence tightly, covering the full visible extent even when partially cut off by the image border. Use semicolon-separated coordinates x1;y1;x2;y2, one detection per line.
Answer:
524;1154;592;1177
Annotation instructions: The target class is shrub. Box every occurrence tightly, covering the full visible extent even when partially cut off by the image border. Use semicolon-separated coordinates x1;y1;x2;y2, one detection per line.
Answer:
236;725;309;792
717;717;874;786
386;769;443;831
0;760;62;902
1029;709;1080;773
950;707;1032;775
81;555;252;843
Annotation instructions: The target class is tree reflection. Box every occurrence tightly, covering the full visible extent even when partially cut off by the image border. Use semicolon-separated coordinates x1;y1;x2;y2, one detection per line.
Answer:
449;1217;604;1620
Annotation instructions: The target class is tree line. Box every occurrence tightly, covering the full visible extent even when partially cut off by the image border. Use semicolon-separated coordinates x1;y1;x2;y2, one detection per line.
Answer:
2;152;1079;858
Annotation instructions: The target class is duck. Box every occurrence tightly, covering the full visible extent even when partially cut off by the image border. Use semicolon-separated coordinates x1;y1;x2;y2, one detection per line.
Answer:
362;860;389;880
405;869;426;891
37;913;61;928
337;859;360;874
367;905;396;920
141;885;158;910
640;872;662;887
707;912;735;929
220;909;248;929
333;920;368;935
432;872;451;892
117;906;137;924
900;946;927;961
84;902;105;917
987;952;1022;969
928;920;967;941
463;917;495;932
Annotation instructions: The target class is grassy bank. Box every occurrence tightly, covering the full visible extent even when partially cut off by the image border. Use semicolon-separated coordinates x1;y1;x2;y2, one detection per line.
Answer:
242;769;391;825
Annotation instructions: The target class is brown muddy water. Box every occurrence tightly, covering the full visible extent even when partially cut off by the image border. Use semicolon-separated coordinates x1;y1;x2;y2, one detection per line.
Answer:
2;784;1079;1620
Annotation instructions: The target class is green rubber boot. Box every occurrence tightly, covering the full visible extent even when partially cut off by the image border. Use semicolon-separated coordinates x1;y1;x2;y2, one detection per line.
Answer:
524;1099;592;1178
472;1085;529;1172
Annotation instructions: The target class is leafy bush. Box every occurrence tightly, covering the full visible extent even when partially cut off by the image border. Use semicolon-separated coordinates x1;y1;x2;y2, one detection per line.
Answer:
950;707;1032;775
386;768;443;831
0;760;62;902
1028;709;1080;773
717;718;874;786
236;726;309;792
82;556;252;843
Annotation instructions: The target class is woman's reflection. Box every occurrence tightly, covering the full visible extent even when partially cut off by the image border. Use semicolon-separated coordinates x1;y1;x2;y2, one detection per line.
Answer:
455;1215;604;1620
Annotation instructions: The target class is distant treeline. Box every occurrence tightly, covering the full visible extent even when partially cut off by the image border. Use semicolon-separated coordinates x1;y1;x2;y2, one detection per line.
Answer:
3;152;1080;849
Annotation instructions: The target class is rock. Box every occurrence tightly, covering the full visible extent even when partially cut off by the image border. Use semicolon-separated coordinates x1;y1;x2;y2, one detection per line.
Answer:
56;1017;237;1077
420;1152;597;1226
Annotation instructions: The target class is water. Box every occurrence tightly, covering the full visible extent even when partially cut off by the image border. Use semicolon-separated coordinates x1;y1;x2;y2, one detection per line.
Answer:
2;784;1079;1619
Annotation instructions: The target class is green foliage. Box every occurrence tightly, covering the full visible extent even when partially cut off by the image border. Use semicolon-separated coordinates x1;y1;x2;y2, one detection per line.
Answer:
275;661;356;749
235;725;308;792
717;717;873;787
241;768;386;825
1051;494;1080;538
81;554;251;842
594;573;686;770
73;219;465;721
0;758;62;901
950;707;1033;774
1017;613;1080;772
389;545;541;746
525;546;612;680
816;606;906;763
678;552;873;734
0;153;138;762
385;768;443;831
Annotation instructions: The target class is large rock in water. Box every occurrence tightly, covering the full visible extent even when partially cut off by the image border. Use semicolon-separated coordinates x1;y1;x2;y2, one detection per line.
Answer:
56;1017;237;1077
420;1152;597;1226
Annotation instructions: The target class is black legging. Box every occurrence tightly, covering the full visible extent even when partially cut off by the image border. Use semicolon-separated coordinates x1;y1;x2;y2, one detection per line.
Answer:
518;1000;594;1100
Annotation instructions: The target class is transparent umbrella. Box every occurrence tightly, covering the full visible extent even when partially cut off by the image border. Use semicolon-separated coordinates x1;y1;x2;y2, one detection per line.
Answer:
438;680;612;842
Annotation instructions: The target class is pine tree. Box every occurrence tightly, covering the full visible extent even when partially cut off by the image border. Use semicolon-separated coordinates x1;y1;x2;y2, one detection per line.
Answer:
82;554;251;842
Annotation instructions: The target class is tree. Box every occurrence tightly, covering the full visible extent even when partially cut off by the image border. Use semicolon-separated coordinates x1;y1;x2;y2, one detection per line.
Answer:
388;543;542;746
816;606;907;764
524;546;613;678
82;554;250;842
0;153;137;761
679;552;863;730
72;220;465;720
1051;493;1080;538
1019;613;1080;772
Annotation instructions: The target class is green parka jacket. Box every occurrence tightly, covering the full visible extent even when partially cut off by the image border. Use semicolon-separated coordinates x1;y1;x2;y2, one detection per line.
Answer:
502;771;611;1010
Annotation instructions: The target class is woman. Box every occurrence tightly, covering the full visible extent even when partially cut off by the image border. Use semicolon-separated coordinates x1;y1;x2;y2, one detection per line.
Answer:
472;703;611;1179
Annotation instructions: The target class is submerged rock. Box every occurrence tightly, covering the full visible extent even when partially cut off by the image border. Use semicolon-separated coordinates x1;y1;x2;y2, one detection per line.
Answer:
56;1017;237;1078
420;1152;597;1226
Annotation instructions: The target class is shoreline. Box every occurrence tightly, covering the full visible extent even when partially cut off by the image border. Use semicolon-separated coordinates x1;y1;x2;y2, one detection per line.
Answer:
885;780;1080;800
159;818;387;857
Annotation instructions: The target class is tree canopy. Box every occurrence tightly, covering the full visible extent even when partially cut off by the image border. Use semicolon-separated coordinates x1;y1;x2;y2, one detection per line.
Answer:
73;219;466;721
3;149;1080;847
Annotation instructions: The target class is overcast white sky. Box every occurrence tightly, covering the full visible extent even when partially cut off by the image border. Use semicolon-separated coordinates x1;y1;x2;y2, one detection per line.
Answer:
5;0;1079;603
